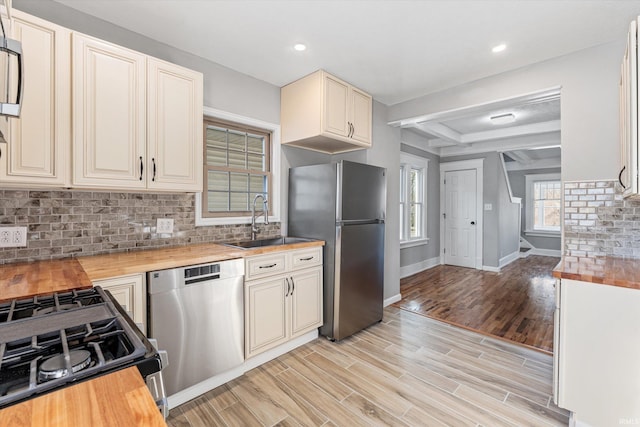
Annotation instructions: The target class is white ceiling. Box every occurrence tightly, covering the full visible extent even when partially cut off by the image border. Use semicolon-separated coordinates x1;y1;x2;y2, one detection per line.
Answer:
52;0;640;106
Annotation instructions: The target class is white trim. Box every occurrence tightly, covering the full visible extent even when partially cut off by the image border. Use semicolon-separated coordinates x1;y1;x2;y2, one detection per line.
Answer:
530;248;562;257
525;230;561;238
499;250;521;268
400;152;429;244
400;256;441;278
482;265;501;272
440;159;484;269
384;294;402;306
168;329;317;408
400;238;430;249
195;107;282;226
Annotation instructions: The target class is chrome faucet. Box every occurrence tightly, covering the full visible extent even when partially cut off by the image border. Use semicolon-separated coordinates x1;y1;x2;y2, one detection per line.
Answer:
251;194;269;240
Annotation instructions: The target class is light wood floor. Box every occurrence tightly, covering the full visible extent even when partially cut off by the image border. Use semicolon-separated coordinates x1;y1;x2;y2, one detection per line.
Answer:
166;306;567;427
395;256;559;353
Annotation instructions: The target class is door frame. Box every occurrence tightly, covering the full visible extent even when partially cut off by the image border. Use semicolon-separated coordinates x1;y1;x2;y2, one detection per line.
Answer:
440;159;484;269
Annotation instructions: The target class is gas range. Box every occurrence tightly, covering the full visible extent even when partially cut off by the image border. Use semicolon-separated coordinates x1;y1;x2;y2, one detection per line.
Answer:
0;287;164;411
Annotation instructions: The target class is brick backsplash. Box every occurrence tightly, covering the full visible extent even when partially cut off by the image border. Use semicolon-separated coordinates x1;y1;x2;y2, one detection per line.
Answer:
564;180;640;258
0;190;280;264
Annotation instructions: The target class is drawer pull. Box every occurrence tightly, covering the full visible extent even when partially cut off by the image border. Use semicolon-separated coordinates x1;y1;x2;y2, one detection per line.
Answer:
259;263;277;269
299;256;314;261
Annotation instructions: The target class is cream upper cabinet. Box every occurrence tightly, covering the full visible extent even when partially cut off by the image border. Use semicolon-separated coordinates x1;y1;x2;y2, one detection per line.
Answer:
281;70;372;154
71;33;203;192
72;33;147;189
0;10;70;187
620;18;639;198
147;58;203;192
245;246;323;358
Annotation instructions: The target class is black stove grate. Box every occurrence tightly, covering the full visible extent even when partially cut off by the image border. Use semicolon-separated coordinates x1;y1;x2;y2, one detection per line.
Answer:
0;287;157;409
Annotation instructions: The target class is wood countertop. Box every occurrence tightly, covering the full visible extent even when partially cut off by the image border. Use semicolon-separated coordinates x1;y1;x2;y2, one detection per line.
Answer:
77;241;324;281
553;256;640;290
0;367;166;427
0;239;324;425
0;258;92;302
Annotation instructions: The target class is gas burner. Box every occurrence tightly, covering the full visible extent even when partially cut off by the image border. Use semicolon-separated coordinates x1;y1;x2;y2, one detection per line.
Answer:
38;350;92;382
33;303;79;316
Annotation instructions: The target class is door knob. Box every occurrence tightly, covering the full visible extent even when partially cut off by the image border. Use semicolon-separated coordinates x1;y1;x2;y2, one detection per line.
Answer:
471;221;476;225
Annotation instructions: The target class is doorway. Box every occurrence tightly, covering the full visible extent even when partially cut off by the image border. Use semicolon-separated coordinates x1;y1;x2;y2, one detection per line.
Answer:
440;159;484;269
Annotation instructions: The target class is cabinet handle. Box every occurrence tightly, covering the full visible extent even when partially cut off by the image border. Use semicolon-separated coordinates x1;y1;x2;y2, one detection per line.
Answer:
619;166;627;189
139;156;144;181
152;158;156;182
259;263;277;269
299;256;314;261
285;277;290;297
290;277;295;295
348;122;354;138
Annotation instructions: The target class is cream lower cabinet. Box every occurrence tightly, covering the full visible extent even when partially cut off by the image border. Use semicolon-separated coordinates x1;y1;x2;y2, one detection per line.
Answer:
0;10;71;187
93;273;147;334
245;247;323;358
555;278;640;426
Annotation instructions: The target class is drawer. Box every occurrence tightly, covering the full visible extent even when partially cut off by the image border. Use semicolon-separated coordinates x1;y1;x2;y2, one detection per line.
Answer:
245;252;287;280
289;247;323;271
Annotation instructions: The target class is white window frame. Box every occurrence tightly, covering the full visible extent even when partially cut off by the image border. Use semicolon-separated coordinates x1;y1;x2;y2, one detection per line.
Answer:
525;172;561;237
196;107;281;226
400;152;429;248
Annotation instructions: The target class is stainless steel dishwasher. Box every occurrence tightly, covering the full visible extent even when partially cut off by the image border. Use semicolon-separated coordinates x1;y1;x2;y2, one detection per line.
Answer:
147;259;244;396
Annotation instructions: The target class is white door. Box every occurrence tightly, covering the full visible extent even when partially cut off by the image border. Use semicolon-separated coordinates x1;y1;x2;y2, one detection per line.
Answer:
444;169;478;268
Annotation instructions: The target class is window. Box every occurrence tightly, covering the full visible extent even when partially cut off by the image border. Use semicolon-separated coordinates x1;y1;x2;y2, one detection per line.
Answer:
400;152;429;246
525;173;561;234
196;108;281;226
202;118;271;217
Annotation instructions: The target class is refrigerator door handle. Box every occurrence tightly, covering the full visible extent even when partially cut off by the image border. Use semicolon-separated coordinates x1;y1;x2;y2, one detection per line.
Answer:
337;219;385;226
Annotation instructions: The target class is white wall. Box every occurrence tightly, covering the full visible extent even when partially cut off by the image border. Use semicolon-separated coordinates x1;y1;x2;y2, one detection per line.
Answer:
389;41;624;182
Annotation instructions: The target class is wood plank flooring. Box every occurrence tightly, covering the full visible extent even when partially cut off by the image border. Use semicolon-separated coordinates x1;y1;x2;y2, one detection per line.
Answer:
166;306;567;427
395;256;559;353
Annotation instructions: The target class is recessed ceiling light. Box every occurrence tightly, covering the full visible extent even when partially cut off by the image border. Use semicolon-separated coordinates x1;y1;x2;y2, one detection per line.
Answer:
293;43;307;52
490;113;516;125
492;43;507;53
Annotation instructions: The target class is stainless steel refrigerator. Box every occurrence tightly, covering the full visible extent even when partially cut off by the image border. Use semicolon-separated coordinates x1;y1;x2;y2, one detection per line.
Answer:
288;160;386;341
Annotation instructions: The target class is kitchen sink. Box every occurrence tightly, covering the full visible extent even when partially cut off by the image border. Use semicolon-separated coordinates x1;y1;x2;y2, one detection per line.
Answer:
222;236;315;249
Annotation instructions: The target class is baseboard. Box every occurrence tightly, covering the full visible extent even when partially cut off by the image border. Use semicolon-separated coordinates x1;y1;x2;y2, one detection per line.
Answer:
400;256;441;278
499;250;520;268
530;248;561;257
482;265;501;272
167;329;318;408
384;294;401;307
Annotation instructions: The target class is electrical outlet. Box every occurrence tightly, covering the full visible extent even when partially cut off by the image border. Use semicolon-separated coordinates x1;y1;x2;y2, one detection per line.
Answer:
0;226;27;247
156;218;174;234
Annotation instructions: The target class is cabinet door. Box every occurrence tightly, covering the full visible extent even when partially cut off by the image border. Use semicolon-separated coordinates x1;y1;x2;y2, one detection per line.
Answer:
94;273;146;334
323;74;350;138
0;11;70;186
246;277;288;357
72;33;146;189
621;20;638;197
350;88;372;145
290;267;323;337
147;58;203;191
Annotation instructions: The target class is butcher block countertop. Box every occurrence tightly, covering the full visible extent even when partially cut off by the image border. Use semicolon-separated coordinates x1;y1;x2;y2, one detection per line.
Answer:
0;258;92;302
0;367;166;427
78;240;324;280
552;256;640;290
0;239;324;425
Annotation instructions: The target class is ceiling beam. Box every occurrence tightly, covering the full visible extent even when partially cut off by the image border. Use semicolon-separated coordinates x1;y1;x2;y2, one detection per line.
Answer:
414;122;462;144
504;150;532;164
460;120;560;143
